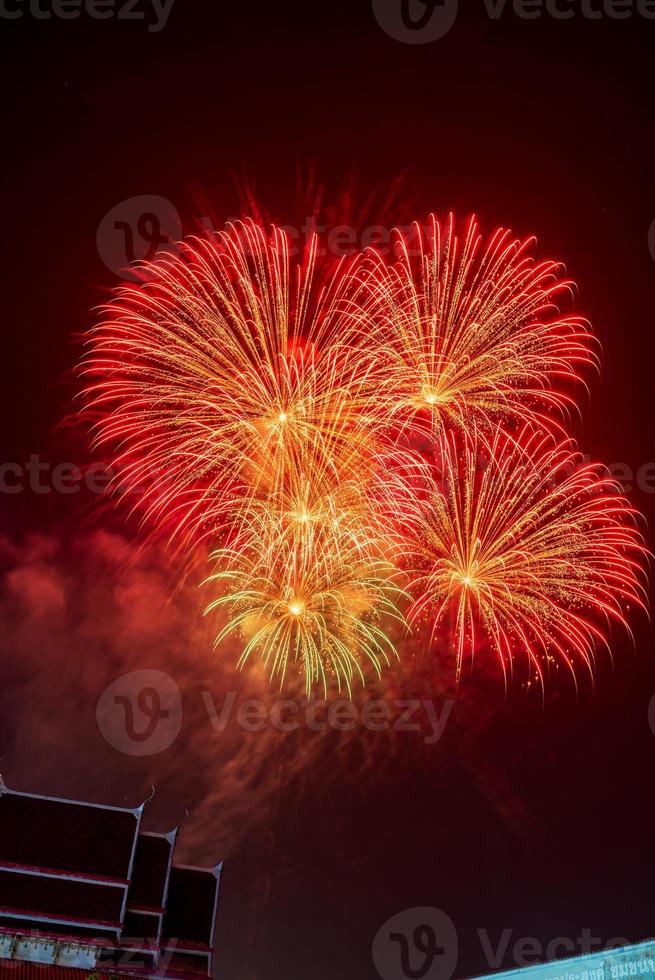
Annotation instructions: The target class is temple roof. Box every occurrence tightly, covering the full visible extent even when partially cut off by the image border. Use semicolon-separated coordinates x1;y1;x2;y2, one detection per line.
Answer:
162;865;222;949
0;784;141;882
0;864;124;924
127;831;177;912
0;782;222;980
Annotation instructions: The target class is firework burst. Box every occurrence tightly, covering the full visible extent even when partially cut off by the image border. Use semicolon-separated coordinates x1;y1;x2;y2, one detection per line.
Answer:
81;220;385;547
358;214;596;438
205;506;408;696
80;210;648;697
407;425;648;689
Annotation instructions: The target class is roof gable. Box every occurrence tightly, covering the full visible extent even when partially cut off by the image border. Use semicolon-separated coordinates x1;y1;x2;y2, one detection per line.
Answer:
127;831;176;911
0;786;141;882
162;865;221;948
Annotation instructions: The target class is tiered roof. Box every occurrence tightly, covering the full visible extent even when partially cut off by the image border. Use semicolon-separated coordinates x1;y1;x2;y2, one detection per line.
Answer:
161;867;222;977
0;780;222;980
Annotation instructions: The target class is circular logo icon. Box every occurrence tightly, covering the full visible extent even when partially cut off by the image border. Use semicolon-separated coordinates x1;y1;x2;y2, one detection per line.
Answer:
372;0;459;43
373;907;458;980
97;669;183;757
648;692;655;737
97;194;182;278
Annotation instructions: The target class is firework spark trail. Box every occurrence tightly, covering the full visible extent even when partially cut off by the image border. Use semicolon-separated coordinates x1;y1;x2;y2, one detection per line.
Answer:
406;424;649;690
356;214;597;437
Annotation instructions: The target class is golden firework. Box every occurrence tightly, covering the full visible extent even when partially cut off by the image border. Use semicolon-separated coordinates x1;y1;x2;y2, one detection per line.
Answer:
205;505;408;696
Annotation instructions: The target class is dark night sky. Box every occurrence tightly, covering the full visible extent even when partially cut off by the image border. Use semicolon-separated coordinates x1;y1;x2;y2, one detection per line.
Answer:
1;2;655;980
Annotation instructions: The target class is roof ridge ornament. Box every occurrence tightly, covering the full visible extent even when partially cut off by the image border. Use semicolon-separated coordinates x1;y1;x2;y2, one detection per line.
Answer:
134;785;155;816
163;825;179;845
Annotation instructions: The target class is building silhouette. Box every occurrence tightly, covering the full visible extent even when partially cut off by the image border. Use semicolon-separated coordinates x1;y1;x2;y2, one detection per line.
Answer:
0;780;222;980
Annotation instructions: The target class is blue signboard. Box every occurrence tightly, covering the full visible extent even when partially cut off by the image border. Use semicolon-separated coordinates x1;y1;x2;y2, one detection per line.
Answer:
479;942;655;980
